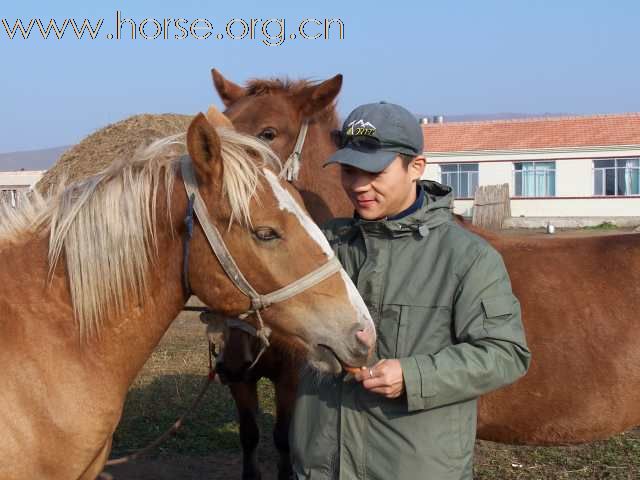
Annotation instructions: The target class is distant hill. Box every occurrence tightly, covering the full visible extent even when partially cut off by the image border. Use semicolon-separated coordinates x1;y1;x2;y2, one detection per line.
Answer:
0;146;71;172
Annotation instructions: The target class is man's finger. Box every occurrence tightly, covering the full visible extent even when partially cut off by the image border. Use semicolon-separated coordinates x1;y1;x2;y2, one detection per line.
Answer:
354;366;373;382
373;359;387;368
362;376;388;389
368;386;401;397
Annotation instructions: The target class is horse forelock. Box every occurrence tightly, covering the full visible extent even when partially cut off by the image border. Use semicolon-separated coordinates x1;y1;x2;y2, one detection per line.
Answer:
0;127;280;339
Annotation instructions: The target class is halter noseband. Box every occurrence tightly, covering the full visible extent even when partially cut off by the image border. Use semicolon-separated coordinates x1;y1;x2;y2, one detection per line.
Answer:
180;155;342;352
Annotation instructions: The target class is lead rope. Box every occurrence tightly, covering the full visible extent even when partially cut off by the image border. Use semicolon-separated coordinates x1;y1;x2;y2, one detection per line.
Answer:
233;311;271;370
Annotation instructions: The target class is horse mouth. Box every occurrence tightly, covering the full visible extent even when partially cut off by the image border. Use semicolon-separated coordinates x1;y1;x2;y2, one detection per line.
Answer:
317;344;358;374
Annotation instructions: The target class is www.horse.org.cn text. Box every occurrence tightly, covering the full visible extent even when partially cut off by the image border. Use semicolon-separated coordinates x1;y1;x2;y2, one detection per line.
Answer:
1;12;345;46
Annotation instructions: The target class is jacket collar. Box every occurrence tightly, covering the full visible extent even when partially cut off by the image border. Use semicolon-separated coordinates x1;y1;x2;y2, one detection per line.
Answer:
386;184;425;221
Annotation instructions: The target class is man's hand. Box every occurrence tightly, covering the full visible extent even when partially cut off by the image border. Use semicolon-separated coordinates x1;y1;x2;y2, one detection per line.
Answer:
353;359;405;399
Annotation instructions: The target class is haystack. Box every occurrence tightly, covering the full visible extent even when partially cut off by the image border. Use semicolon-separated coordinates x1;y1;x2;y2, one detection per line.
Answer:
36;113;193;193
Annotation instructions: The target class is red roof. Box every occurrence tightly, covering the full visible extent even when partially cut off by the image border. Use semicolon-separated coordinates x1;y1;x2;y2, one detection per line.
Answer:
423;113;640;153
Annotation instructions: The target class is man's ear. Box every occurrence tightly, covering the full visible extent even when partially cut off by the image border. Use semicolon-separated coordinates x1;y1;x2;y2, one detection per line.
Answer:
411;156;426;182
186;113;223;186
211;68;247;107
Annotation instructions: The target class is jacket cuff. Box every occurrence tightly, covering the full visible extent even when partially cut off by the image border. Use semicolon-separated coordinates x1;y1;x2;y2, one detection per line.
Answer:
399;357;424;412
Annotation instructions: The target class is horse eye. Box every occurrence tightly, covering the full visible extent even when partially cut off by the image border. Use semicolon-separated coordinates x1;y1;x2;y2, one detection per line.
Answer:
258;128;277;142
253;227;280;241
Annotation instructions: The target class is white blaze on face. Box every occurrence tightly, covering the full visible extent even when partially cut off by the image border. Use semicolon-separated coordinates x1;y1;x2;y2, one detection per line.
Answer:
341;270;375;330
263;169;334;257
263;169;375;330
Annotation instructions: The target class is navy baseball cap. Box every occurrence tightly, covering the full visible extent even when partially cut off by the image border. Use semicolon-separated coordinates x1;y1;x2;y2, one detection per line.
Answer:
324;102;424;173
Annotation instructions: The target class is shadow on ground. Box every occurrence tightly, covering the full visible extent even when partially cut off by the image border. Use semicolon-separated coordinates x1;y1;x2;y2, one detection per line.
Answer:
104;373;280;480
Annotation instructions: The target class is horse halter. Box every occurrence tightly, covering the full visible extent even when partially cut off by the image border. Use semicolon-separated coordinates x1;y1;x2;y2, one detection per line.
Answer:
281;119;309;182
179;155;342;352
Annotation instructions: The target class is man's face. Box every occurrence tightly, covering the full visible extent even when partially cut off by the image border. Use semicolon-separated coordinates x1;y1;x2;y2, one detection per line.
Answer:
340;155;426;220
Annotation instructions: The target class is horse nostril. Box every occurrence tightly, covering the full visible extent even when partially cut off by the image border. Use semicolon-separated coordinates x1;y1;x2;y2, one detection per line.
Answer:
356;327;374;350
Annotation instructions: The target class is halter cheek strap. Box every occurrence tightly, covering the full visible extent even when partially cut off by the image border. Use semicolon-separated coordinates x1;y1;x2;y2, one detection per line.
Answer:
281;119;309;182
182;193;196;297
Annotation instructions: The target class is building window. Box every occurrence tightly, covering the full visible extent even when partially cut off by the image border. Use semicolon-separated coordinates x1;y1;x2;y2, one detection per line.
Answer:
593;158;640;196
440;163;479;198
1;189;21;208
514;161;556;197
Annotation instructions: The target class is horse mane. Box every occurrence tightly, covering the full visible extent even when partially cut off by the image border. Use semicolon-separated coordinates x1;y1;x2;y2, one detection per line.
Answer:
0;127;280;339
244;77;339;126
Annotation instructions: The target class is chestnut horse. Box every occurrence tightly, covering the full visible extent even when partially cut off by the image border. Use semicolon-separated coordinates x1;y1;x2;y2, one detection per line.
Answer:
210;69;640;478
0;112;375;480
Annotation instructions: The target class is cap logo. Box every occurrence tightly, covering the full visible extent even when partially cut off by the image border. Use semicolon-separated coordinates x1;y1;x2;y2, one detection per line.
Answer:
346;119;376;137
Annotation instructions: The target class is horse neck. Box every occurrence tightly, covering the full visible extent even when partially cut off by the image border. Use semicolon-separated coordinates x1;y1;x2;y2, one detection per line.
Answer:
90;185;190;388
1;185;189;397
295;115;353;223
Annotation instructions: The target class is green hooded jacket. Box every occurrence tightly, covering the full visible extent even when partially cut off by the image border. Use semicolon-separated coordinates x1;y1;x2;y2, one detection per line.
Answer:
290;180;531;480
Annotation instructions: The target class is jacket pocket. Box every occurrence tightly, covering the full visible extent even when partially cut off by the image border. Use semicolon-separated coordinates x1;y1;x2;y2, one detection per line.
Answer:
378;302;455;359
480;293;517;334
394;304;453;358
376;304;402;359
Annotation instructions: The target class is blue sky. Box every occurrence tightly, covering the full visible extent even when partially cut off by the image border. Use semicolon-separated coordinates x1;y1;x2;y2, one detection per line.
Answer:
1;0;639;152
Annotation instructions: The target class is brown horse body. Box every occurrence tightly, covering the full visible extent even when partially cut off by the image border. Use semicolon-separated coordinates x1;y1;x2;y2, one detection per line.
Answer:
475;227;640;444
210;69;640;479
0;113;374;479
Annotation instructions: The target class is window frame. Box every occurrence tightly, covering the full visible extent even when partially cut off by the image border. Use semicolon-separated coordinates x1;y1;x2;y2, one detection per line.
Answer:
438;163;479;199
1;188;23;208
512;161;557;198
593;157;640;196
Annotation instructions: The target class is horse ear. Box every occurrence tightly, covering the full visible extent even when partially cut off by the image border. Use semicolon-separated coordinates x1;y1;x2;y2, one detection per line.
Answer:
211;68;247;107
206;104;234;129
187;113;223;186
295;74;343;118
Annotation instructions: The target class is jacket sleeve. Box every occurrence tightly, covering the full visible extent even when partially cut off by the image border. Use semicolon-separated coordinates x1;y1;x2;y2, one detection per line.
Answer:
399;245;532;412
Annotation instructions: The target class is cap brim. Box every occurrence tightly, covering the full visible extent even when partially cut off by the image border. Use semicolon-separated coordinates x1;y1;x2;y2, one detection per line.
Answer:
323;147;398;173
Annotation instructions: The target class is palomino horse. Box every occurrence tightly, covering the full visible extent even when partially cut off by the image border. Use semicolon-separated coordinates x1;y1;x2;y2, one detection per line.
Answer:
210;68;640;478
0;112;375;480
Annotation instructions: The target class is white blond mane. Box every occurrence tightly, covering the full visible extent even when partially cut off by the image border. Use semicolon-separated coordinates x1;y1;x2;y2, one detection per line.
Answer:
0;127;280;338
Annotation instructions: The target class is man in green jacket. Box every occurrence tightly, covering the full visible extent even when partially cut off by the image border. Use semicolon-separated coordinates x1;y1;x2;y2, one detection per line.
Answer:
290;102;531;480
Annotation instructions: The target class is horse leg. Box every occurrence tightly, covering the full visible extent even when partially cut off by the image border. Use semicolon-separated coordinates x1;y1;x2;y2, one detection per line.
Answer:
230;381;262;480
274;374;297;480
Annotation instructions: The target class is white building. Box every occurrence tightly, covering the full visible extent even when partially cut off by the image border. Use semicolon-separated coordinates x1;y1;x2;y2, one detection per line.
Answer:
422;113;640;221
0;170;44;207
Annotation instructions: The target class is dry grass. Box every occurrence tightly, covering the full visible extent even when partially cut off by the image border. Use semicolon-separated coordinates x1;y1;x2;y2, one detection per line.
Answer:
36;113;193;194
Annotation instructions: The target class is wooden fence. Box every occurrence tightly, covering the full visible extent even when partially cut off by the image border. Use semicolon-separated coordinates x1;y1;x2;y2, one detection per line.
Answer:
472;183;511;229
